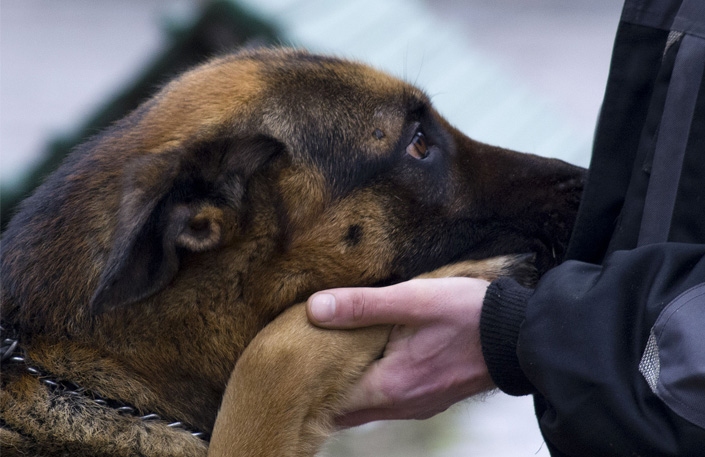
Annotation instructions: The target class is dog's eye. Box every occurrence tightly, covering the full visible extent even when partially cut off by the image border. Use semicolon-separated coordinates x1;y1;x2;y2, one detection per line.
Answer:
406;131;429;160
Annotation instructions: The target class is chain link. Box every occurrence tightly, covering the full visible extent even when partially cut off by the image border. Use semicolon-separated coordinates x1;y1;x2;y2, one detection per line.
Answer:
0;325;209;441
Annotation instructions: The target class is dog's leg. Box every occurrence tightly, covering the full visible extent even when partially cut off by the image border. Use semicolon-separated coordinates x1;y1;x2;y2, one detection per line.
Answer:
208;255;532;457
208;302;390;457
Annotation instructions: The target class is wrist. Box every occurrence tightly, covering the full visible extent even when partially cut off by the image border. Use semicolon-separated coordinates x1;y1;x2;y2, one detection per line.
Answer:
480;277;535;396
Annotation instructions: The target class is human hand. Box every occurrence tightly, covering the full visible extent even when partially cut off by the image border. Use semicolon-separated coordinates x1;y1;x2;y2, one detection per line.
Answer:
306;277;495;427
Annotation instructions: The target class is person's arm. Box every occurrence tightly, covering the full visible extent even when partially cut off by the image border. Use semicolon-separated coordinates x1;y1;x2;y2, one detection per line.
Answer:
482;242;705;456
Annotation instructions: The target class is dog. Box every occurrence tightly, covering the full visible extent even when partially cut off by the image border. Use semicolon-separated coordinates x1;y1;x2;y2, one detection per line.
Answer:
0;48;584;456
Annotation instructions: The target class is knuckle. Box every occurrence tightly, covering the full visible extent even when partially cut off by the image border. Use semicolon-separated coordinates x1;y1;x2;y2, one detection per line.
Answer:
351;289;367;322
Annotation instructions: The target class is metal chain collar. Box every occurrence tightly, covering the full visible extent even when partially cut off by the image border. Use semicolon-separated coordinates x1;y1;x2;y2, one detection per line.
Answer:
1;327;208;441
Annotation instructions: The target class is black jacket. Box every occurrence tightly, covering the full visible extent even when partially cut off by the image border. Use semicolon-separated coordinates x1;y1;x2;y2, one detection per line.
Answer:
480;1;705;455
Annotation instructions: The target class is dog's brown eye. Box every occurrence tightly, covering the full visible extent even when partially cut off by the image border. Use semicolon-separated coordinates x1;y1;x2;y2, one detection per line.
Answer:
406;131;429;159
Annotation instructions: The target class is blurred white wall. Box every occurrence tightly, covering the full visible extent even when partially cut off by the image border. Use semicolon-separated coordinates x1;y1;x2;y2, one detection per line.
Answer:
428;0;622;134
0;0;191;187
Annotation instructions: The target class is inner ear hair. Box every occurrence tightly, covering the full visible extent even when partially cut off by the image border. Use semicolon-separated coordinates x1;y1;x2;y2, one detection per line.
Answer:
173;204;225;252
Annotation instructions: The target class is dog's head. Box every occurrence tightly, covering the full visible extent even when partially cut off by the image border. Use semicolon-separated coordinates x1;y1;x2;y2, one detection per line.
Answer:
1;48;583;428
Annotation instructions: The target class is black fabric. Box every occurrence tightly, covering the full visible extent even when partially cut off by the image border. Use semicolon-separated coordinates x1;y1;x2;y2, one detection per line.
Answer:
672;0;705;39
523;247;705;456
621;0;682;31
649;283;705;429
670;50;705;244
480;278;533;396
478;0;705;455
603;23;677;254
638;34;705;245
563;21;669;263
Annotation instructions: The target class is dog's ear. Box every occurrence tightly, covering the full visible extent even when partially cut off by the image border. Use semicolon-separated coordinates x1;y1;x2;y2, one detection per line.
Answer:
90;136;283;314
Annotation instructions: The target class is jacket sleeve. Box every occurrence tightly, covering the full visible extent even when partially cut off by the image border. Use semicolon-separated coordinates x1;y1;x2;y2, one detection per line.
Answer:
480;242;705;456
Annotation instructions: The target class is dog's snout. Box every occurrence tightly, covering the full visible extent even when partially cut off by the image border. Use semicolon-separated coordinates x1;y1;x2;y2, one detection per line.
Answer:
553;168;586;198
557;176;583;192
538;160;586;201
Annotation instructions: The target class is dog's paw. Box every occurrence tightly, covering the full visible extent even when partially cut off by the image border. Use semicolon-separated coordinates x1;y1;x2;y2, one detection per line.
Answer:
417;254;538;285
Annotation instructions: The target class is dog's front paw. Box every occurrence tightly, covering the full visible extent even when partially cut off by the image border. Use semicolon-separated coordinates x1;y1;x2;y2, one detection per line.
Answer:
417;254;537;286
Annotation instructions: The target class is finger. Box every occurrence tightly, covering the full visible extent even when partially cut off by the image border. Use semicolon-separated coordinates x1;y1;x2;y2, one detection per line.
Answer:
335;405;444;428
339;359;393;410
334;408;409;428
307;279;438;328
335;358;429;427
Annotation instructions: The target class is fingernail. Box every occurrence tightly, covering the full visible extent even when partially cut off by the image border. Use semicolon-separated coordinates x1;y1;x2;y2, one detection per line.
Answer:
310;293;336;322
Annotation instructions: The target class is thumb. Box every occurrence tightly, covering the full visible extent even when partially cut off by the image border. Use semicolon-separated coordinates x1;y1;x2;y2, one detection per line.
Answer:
307;288;385;328
306;279;438;328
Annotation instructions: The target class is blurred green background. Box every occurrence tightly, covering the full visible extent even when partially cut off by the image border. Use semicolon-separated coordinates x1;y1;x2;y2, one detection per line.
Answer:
0;0;622;455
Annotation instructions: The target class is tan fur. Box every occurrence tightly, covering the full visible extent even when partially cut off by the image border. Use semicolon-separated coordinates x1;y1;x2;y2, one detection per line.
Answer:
0;48;584;456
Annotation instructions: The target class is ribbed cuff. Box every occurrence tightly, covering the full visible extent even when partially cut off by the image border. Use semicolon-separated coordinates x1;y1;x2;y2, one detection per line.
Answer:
480;277;535;396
